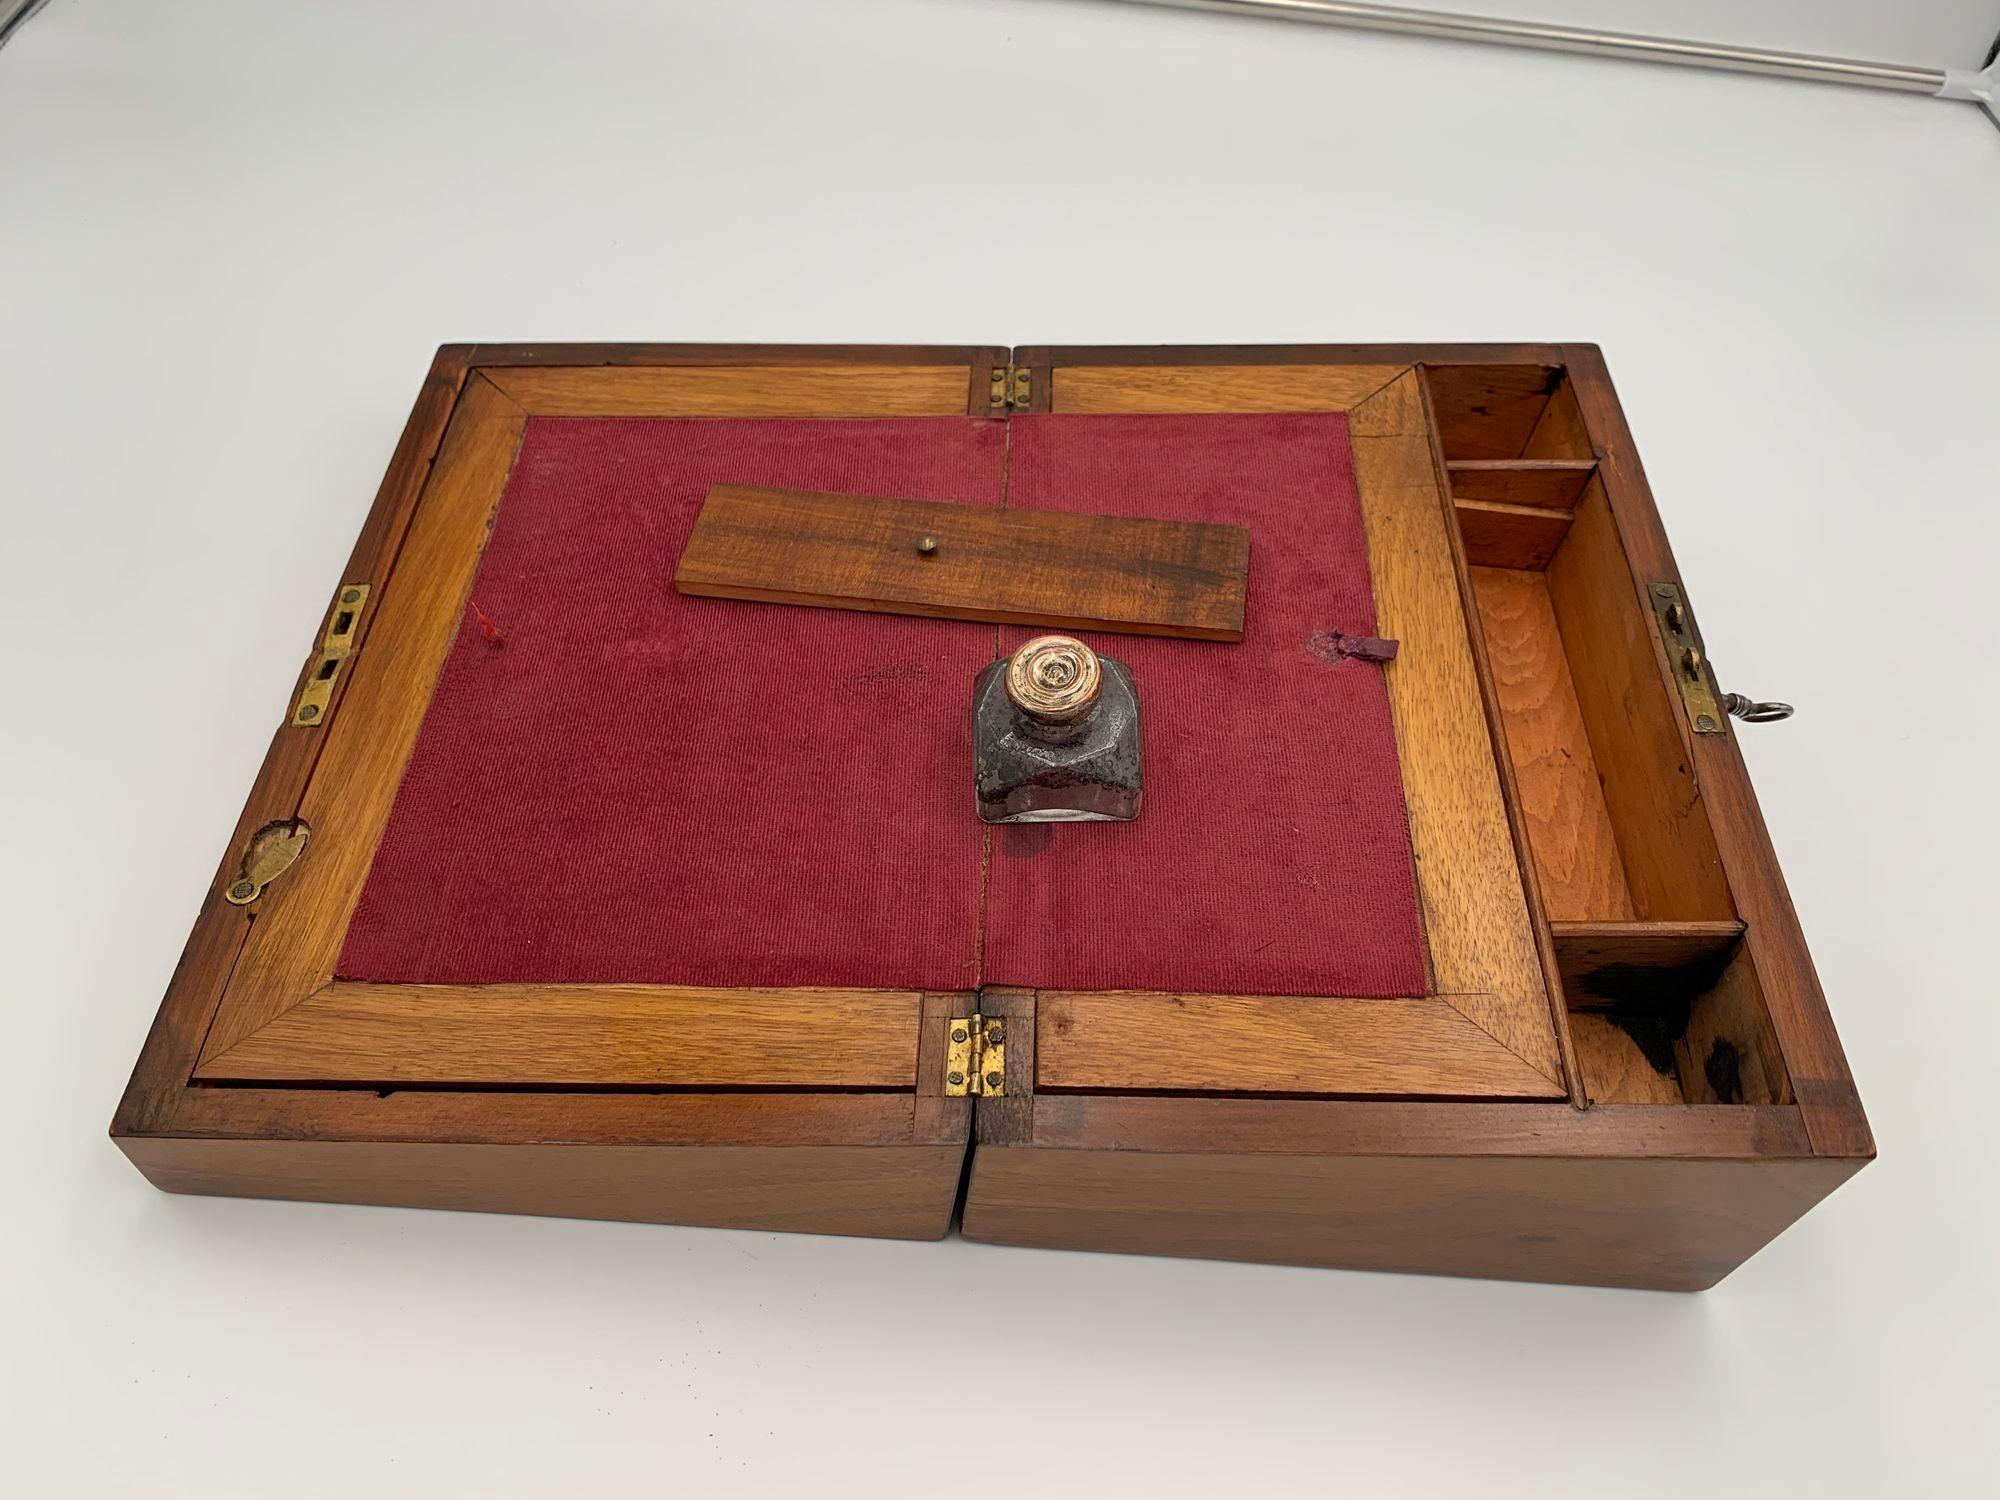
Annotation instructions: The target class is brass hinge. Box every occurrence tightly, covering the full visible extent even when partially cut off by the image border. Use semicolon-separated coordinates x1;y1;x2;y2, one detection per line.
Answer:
987;365;1032;412
292;583;370;726
943;1012;1007;1096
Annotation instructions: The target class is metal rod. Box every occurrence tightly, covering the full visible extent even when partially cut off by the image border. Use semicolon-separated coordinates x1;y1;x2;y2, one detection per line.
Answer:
1104;0;1950;94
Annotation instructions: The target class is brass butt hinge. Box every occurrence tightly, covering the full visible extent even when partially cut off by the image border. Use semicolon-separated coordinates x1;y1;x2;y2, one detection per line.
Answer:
292;583;370;726
1649;582;1794;735
943;1012;1007;1096
987;365;1032;412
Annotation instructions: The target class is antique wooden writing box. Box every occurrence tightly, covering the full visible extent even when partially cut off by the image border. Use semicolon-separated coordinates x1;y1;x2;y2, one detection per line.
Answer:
113;343;1873;1290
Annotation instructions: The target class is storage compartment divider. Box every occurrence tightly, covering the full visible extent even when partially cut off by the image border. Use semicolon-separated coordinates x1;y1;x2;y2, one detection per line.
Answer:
1446;459;1597;508
1457;499;1574;569
1551;920;1746;999
1424;362;1794;1109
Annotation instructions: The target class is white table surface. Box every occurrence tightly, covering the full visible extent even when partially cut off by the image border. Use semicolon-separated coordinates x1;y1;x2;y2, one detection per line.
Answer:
3;2;1996;1494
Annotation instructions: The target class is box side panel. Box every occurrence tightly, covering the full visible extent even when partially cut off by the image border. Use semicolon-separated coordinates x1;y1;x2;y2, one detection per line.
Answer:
120;1136;968;1241
960;1143;1859;1289
1558;345;1870;1156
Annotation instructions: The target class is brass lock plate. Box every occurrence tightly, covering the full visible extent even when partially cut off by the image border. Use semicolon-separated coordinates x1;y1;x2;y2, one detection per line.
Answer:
292;583;370;726
1648;581;1726;735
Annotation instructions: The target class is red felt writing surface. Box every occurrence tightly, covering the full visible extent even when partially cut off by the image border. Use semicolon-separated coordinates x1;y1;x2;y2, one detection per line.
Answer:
337;416;1005;990
338;411;1425;999
983;413;1427;997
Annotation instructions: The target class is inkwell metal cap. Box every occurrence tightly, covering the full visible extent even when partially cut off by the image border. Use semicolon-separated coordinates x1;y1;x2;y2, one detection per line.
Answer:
1004;635;1102;726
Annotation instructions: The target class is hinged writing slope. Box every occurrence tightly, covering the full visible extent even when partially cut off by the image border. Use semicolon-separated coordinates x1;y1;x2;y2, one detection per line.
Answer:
114;344;1869;1288
176;359;1552;1100
118;350;1007;1245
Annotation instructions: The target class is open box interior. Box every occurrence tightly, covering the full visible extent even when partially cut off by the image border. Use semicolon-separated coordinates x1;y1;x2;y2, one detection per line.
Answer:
113;347;1870;1288
1427;364;1793;1108
188;354;1798;1114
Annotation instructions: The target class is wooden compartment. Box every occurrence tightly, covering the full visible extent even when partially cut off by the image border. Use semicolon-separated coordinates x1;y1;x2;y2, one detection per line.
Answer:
113;343;1870;1291
1463;497;1734;926
1437;362;1791;1113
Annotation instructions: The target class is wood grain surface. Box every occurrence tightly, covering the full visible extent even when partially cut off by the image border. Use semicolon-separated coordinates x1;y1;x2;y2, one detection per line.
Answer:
1561;343;1869;1157
1521;376;1595;459
195;983;924;1086
1455;499;1574;569
1422;363;1566;460
1569;1012;1686;1105
198;373;530;1063
1550;919;1745;999
962;1094;1849;1293
1350;371;1562;1085
1446;458;1596;508
1545;476;1735;921
1470;565;1634;921
1050;363;1407;413
1035;991;1565;1097
675;483;1251;640
482;362;973;417
1679;949;1794;1107
961;1137;1855;1289
125;1137;967;1240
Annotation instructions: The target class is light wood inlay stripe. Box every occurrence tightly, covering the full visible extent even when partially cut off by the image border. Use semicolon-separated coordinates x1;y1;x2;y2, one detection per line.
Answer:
1350;371;1562;1084
482;363;972;417
199;984;923;1087
1051;364;1408;413
1036;992;1565;1098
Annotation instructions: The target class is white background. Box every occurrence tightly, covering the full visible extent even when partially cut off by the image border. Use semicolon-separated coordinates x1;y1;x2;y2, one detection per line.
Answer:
3;1;1997;1494
1422;0;1999;68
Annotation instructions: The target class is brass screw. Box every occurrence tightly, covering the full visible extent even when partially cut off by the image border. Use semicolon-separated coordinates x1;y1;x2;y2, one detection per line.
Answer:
1653;583;1675;598
1696;713;1718;732
984;1071;1003;1090
951;1027;968;1043
297;703;320;721
227;879;257;902
917;535;939;556
341;587;362;604
947;1070;965;1087
986;1025;1004;1045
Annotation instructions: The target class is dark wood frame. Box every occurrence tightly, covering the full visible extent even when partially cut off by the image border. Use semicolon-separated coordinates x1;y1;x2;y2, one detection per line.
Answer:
112;343;1872;1286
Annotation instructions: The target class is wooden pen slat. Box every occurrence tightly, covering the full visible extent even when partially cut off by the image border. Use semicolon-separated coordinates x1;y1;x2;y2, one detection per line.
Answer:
675;484;1251;641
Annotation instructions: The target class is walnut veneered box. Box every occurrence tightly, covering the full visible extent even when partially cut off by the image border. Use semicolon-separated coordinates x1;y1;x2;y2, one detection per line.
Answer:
112;343;1872;1289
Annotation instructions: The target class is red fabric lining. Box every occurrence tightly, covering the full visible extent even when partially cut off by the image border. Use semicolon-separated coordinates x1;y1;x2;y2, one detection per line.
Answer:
337;417;1006;990
982;413;1427;997
336;411;1427;999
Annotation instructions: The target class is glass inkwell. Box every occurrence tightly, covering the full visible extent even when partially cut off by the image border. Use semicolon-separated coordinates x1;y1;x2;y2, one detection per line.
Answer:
973;634;1141;823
